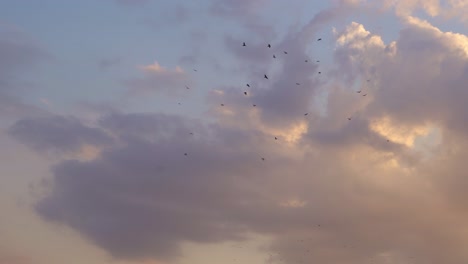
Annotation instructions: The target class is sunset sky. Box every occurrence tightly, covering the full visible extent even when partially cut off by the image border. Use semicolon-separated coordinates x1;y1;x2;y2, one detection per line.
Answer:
1;0;468;263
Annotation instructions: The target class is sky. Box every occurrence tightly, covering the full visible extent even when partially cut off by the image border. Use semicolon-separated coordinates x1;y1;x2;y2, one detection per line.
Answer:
0;0;467;263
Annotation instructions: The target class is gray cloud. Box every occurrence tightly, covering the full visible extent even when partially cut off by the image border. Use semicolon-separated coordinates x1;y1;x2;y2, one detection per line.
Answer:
8;115;113;154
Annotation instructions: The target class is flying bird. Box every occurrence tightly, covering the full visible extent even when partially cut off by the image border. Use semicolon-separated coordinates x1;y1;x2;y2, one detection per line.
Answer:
363;94;367;96
304;113;308;116
243;42;246;46
318;71;321;74
275;137;278;140
305;60;308;62
317;38;322;41
273;54;276;58
185;85;190;89
348;117;352;121
357;90;361;93
244;91;247;95
316;60;320;62
253;104;257;107
261;157;265;161
220;103;224;106
283;51;288;54
268;44;271;48
184;153;188;156
296;83;300;85
264;74;268;79
190;132;193;135
246;84;250;87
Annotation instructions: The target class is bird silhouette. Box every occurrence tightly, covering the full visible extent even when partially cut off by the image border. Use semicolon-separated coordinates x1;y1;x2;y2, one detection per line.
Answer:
296;83;300;85
348;117;352;121
316;60;320;62
253;104;257;107
243;42;246;46
275;137;278;140
304;113;308;116
220;103;224;106
268;44;271;48
357;90;361;93
261;157;265;161
317;38;322;41
305;60;308;62
264;74;268;79
184;153;188;156
318;71;321;74
246;84;250;87
244;92;247;95
273;54;276;58
185;85;190;89
362;94;367;96
284;51;288;54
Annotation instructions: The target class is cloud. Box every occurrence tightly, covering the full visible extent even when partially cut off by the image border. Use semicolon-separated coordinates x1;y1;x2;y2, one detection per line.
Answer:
0;22;49;97
7;115;114;155
367;0;468;22
124;61;191;97
0;22;50;121
9;4;468;264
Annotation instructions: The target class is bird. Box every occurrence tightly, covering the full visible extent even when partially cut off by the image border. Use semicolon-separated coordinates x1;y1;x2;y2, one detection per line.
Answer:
261;157;265;161
246;84;250;87
273;54;276;58
275;137;278;140
268;44;271;48
316;60;320;62
387;139;390;142
220;103;224;106
193;69;197;72
189;132;194;135
253;104;257;107
362;93;367;96
178;102;181;105
243;42;246;46
184;153;188;156
185;85;190;89
264;74;268;79
305;60;308;62
244;91;247;95
348;117;352;121
283;51;288;54
318;71;321;74
317;38;322;41
304;113;308;116
296;83;300;85
357;90;361;93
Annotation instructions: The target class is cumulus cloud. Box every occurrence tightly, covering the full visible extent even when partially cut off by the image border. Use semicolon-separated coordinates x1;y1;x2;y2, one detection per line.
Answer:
124;61;191;97
9;3;468;264
368;0;468;22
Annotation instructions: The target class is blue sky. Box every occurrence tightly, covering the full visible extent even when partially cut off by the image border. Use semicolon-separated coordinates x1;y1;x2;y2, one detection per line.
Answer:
1;1;468;264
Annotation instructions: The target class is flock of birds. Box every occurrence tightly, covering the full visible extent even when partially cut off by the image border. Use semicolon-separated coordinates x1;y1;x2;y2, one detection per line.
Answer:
181;38;391;160
177;37;413;264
